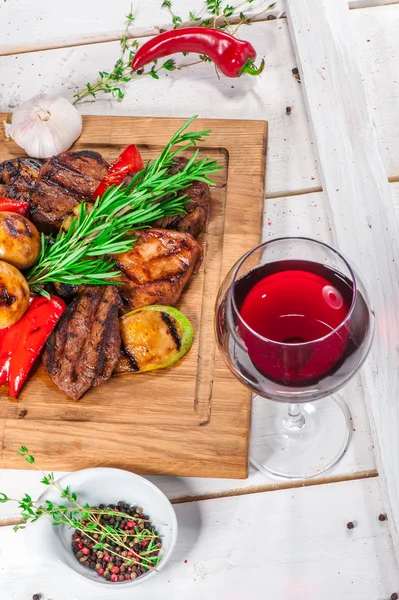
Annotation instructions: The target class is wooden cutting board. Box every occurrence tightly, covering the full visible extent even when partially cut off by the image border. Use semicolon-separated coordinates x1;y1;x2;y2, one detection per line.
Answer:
0;115;267;479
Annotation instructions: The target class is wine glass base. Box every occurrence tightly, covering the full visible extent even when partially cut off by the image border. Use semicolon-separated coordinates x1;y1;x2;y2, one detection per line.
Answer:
250;394;352;480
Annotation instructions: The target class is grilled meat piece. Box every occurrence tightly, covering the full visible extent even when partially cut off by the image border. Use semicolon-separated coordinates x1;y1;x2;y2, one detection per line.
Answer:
31;150;109;233
113;228;203;310
0;157;43;203
42;286;121;400
153;157;212;237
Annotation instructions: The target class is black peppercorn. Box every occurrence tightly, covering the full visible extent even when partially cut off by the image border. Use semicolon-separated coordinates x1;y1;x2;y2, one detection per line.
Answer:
379;513;387;522
346;521;355;530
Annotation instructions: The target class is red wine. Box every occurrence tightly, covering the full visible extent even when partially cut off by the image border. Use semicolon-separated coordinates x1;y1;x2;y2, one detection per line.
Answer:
233;260;368;386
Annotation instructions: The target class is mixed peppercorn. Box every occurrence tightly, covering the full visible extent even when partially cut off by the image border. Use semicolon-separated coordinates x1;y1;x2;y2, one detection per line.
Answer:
71;501;162;583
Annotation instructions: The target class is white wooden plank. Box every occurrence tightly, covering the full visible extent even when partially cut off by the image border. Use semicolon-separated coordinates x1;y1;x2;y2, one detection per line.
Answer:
287;0;399;557
0;191;376;502
2;0;397;56
351;5;399;182
0;478;397;599
392;181;399;215
0;20;321;197
350;0;399;7
0;0;283;56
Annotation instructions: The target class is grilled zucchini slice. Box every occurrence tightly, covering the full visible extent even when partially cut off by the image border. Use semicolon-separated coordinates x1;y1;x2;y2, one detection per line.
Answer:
115;305;194;374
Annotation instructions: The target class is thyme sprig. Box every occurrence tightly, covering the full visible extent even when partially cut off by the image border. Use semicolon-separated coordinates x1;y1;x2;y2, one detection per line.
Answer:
0;447;163;569
25;116;221;296
73;1;277;103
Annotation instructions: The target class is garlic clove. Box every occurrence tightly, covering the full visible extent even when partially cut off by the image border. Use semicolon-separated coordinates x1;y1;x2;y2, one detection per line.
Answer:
4;94;83;159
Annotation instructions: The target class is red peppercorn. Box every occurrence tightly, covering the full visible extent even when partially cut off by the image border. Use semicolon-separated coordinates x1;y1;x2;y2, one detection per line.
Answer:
111;574;119;582
127;551;134;557
141;539;150;547
111;566;120;574
82;547;90;556
126;521;136;528
125;574;131;580
127;566;133;572
77;542;83;549
103;553;111;562
97;568;104;576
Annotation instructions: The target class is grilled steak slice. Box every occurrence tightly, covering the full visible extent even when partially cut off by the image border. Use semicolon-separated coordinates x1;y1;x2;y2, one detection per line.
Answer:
43;285;121;400
152;157;212;237
31;150;109;233
113;228;203;310
0;158;43;203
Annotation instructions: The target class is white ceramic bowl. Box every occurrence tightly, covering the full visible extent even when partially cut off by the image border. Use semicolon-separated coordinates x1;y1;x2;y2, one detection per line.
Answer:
25;468;178;588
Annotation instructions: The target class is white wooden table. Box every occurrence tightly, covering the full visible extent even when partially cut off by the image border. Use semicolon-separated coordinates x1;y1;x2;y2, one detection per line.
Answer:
1;1;399;598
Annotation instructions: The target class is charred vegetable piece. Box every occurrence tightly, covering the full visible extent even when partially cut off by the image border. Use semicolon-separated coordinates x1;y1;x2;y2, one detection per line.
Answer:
0;260;30;329
7;295;66;397
0;212;40;270
0;295;66;396
115;305;194;374
92;144;144;199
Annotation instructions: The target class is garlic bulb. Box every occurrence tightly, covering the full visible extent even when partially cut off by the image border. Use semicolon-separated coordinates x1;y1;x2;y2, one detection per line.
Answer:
4;94;82;159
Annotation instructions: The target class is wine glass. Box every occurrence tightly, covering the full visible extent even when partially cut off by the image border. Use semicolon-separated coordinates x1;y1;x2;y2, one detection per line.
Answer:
215;237;374;479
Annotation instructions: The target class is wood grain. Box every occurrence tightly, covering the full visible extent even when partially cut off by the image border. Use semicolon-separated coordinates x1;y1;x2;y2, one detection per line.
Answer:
287;0;399;557
0;114;267;478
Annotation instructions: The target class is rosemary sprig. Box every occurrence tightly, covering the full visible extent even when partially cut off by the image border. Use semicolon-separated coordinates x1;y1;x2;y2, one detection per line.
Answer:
0;447;162;569
25;116;221;296
73;1;277;103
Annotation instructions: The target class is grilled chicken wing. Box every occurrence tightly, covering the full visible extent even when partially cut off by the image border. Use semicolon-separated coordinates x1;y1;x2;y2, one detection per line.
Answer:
113;228;203;311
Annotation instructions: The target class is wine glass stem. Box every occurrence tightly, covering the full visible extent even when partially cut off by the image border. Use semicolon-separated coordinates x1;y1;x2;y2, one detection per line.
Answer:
283;403;305;430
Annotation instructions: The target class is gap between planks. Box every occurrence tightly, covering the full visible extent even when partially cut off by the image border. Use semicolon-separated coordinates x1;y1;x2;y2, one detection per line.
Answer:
170;469;378;504
1;1;397;57
0;14;284;57
0;469;379;527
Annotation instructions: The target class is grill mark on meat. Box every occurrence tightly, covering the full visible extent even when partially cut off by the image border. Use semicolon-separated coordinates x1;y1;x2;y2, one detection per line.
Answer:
43;286;121;399
161;311;181;351
44;298;80;378
113;229;203;311
94;297;120;383
31;151;109;233
0;157;43;204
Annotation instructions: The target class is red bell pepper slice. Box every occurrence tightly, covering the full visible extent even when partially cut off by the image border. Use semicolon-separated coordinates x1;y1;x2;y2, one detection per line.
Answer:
92;145;144;199
0;197;30;217
0;323;22;386
0;295;66;398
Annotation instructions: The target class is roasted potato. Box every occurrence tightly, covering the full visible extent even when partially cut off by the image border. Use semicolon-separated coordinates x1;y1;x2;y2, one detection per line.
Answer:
0;260;30;329
114;305;194;374
61;202;94;233
0;212;40;270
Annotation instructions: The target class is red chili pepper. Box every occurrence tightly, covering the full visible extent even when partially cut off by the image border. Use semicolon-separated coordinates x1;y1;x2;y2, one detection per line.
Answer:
92;145;144;199
131;28;264;78
0;295;66;398
0;197;30;216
